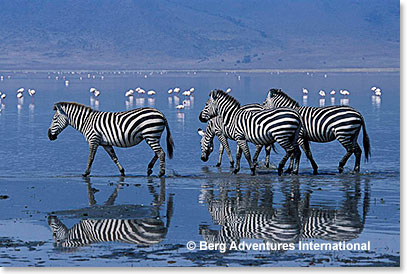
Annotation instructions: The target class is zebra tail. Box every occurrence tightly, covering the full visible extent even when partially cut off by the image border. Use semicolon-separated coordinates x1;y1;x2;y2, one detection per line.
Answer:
361;118;371;161
165;119;174;159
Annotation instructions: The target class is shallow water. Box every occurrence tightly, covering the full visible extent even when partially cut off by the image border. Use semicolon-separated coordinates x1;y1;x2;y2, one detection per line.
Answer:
0;71;400;266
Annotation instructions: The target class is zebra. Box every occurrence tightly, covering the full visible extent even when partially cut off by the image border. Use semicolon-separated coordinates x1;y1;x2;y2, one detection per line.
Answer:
200;177;369;247
197;107;275;168
199;89;302;176
48;216;168;248
264;89;370;174
48;177;173;249
48;102;174;177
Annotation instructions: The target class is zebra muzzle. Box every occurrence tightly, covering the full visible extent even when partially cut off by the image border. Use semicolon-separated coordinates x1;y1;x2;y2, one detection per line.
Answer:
48;129;57;141
199;113;208;123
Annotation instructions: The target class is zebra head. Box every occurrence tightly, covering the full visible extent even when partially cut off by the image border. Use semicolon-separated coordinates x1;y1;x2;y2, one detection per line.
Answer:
48;215;68;246
197;127;214;162
199;90;220;122
48;103;69;141
264;88;300;109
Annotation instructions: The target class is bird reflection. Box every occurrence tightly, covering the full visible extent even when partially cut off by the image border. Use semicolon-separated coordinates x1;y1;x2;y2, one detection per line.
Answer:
319;98;325;107
199;176;369;248
330;97;335;105
340;98;350;106
125;96;134;110
136;97;145;107
176;112;185;124
302;95;308;106
48;177;173;250
148;97;155;106
371;95;381;109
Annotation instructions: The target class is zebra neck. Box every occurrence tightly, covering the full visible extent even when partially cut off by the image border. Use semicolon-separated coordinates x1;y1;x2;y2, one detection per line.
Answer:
65;107;93;133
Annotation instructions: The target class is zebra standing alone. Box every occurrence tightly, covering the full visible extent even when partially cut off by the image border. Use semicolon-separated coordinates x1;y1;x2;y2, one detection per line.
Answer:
197;103;275;168
264;89;370;173
48;216;169;248
48;102;174;177
199;90;302;176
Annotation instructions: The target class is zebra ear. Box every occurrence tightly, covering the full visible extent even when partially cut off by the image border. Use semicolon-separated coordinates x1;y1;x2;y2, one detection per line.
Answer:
197;128;205;137
210;90;218;100
54;103;65;115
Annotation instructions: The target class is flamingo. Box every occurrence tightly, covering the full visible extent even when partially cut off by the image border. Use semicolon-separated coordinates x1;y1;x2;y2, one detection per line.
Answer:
225;87;232;93
189;87;195;93
182;90;191;96
0;93;6;100
173;87;180;93
340;90;350;96
168;89;173;94
147;90;156;96
89;87;97;93
94;90;100;97
17;92;23;99
302;88;308;95
28;89;36;96
319;90;326;97
330;90;336;96
16;88;24;93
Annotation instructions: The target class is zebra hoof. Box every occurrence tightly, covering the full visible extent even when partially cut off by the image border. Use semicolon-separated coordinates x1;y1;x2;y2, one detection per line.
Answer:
232;169;239;174
216;163;221;167
313;170;318;175
277;169;283;176
284;169;292;174
338;166;344;173
158;171;165;177
250;168;256;176
230;162;234;168
147;169;153;176
265;163;270;168
82;172;90;177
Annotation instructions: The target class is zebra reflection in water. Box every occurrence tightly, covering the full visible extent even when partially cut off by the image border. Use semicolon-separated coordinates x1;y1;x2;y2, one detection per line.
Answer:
48;177;173;249
199;177;369;248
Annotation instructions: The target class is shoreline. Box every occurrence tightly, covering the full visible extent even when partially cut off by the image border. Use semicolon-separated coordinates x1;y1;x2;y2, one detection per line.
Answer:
0;67;400;74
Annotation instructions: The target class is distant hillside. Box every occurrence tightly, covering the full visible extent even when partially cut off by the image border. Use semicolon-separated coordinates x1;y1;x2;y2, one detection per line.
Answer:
0;0;399;69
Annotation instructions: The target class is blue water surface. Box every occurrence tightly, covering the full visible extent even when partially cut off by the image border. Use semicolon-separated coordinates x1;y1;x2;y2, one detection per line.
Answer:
0;71;400;266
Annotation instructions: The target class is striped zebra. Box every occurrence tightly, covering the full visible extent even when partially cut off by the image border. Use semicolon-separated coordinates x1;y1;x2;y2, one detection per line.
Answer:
264;89;370;173
200;178;369;246
48;102;174;177
197;106;275;168
48;216;168;248
199;90;302;176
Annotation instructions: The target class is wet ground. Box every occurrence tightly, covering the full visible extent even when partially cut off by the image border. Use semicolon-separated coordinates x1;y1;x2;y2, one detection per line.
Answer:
0;71;400;266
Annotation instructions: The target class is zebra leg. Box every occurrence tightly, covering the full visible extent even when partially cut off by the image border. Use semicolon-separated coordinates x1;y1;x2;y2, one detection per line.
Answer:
217;134;234;168
233;145;243;174
102;145;125;176
300;139;318;175
237;139;255;175
338;148;353;173
265;145;271;168
353;143;362;173
337;136;356;173
216;143;224;167
292;147;301;175
252;145;262;167
147;155;159;176
145;138;166;177
83;144;98;177
278;150;292;176
285;157;294;174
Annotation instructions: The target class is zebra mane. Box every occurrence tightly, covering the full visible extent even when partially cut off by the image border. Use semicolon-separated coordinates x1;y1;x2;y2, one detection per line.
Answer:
211;89;241;108
54;102;94;112
268;89;300;108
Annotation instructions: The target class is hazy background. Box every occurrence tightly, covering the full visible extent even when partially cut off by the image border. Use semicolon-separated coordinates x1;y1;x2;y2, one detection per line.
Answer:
0;0;399;70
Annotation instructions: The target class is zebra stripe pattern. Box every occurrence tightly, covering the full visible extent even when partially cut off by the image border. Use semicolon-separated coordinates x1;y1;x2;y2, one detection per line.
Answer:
48;216;167;248
199;90;302;175
48;102;174;177
198;104;275;168
264;89;370;173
